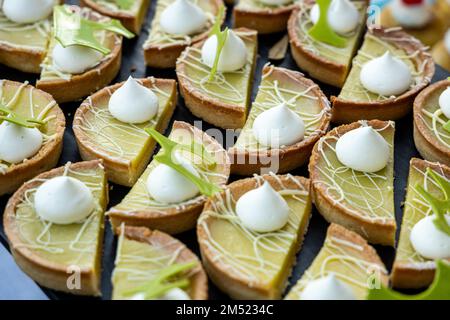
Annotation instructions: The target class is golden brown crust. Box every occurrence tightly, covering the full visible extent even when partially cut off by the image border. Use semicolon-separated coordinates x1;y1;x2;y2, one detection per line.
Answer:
108;120;231;235
73;77;177;187
331;27;435;124
117;226;208;299
143;0;224;69
431;41;450;73
228;65;331;175
197;174;312;299
176;28;258;129
233;2;296;34
309;120;396;246
391;158;450;289
0;43;46;74
0;81;66;196
413;79;450;166
3;160;108;296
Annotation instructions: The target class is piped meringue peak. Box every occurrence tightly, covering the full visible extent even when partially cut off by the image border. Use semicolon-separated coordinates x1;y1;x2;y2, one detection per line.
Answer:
52;43;103;74
160;0;208;36
236;181;290;233
310;0;360;35
360;51;412;97
335;125;390;173
440;86;450;119
0;121;43;164
300;274;357;300
390;0;432;29
252;102;305;148
2;0;54;24
108;77;159;124
410;215;450;260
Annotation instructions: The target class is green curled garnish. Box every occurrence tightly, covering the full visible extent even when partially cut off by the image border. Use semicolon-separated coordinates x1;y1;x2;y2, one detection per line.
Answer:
0;106;44;128
208;5;227;82
308;0;346;48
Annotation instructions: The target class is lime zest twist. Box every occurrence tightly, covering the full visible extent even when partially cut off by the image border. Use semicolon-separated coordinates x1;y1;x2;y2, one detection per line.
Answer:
414;168;450;236
367;260;450;300
0;106;44;129
308;0;347;48
54;5;135;55
124;261;197;300
144;128;221;197
208;5;227;82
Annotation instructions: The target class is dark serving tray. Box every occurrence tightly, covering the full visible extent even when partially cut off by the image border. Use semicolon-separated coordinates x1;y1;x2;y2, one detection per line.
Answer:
0;0;449;300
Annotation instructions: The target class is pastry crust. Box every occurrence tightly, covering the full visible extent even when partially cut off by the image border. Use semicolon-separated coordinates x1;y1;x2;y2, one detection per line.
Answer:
80;0;151;34
228;65;331;175
73;77;177;187
431;41;450;73
36;8;123;103
3;160;108;296
331;27;435;124
176;28;258;129
233;2;296;34
116;226;208;300
197;174;312;299
143;0;224;69
0;43;46;74
413;79;450;166
309;120;396;246
0;81;66;196
108;120;231;235
391;158;450;289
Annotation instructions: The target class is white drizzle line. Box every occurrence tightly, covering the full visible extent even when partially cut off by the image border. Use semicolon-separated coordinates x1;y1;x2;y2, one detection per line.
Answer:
420;107;450;149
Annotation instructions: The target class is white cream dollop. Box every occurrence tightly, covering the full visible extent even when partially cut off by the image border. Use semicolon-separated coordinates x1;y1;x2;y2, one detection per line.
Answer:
444;29;450;54
201;29;247;73
108;77;159;124
360;51;412;96
439;86;450;119
235;181;290;233
300;274;357;300
0;122;42;164
2;0;54;24
52;43;103;74
146;154;200;204
335;126;390;173
410;215;450;260
131;288;191;300
252;103;305;148
34;176;96;225
310;0;360;35
390;0;432;28
160;0;207;36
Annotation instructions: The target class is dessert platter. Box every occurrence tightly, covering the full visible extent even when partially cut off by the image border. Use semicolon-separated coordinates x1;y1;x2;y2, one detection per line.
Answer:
0;0;449;301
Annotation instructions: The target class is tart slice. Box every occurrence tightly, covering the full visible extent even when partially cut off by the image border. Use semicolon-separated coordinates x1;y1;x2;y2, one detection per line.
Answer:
176;28;258;129
331;27;434;124
108;121;230;235
73;77;177;187
3;160;108;296
143;0;223;69
228;65;331;175
285;224;388;300
413;78;450;166
36;5;134;103
309;120;396;245
112;226;208;300
80;0;151;34
392;158;450;289
197;174;312;299
0;80;65;196
287;0;368;87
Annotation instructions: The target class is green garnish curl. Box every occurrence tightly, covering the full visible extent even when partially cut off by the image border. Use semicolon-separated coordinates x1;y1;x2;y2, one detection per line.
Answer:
0;106;44;129
145;128;221;197
54;5;135;55
208;5;227;82
308;0;347;48
125;261;197;299
414;168;450;236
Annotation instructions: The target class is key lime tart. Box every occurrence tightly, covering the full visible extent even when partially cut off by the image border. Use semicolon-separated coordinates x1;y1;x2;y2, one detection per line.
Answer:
413;78;450;166
176;25;258;129
197;174;312;299
0;80;65;196
287;0;369;87
36;5;134;103
285;224;388;300
73;76;177;186
228;64;331;175
4;160;108;296
143;0;224;69
80;0;151;34
391;158;450;289
331;27;434;124
112;225;208;300
309;120;396;245
108;121;230;235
